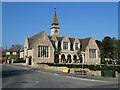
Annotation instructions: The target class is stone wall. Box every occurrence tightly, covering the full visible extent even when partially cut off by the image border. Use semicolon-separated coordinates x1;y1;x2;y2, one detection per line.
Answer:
33;64;101;76
69;68;101;76
13;63;119;77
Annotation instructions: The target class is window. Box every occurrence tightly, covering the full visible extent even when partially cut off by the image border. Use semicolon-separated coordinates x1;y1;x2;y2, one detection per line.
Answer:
13;52;17;55
55;30;58;33
38;45;49;58
6;52;10;55
63;42;68;50
75;43;78;50
89;49;96;58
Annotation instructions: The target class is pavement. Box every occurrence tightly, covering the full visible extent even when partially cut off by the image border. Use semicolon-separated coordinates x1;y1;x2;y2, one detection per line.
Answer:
2;64;119;88
13;64;118;83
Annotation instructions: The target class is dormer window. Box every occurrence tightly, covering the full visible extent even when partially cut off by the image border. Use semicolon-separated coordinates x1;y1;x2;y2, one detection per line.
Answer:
63;42;68;50
75;43;78;50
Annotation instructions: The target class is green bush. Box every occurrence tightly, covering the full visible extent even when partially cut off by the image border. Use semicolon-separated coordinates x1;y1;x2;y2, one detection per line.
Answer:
101;65;120;73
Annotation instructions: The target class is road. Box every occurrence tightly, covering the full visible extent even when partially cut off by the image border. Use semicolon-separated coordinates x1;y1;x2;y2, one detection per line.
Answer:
2;64;119;88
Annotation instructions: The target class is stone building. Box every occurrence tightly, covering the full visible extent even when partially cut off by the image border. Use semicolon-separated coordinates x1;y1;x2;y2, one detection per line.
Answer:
20;9;100;65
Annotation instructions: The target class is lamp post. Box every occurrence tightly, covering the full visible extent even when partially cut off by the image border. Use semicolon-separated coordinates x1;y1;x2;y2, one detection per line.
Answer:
82;58;83;78
80;54;84;78
82;53;85;78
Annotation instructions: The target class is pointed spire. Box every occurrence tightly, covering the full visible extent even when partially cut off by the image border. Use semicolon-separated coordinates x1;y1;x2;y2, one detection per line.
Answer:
52;8;59;25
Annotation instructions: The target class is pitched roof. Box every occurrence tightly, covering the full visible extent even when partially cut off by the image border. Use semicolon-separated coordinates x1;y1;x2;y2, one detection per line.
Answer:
48;36;52;40
28;32;45;49
69;38;75;43
52;8;59;25
25;31;90;52
69;37;90;51
80;37;91;51
7;45;17;52
56;36;64;42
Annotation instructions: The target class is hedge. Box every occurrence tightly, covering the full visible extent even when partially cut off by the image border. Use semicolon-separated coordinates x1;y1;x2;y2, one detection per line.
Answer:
40;63;120;72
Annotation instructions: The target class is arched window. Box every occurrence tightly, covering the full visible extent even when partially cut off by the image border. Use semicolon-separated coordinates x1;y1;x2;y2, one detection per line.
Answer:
61;54;65;63
73;55;77;63
67;54;71;63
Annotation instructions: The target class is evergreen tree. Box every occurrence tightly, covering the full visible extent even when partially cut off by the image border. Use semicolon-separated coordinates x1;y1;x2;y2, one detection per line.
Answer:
102;36;114;59
96;36;119;64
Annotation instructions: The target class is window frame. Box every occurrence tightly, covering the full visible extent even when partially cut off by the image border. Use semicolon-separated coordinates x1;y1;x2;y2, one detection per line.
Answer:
75;43;78;50
38;45;49;58
89;49;96;58
63;42;68;50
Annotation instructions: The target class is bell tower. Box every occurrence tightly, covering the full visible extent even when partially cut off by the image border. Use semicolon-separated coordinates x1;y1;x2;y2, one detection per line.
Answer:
50;8;60;37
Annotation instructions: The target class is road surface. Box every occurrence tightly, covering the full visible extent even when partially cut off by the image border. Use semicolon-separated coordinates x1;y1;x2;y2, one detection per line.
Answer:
2;64;118;88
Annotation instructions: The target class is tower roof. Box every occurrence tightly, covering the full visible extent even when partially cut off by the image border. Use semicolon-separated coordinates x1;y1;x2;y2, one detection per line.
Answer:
52;8;59;25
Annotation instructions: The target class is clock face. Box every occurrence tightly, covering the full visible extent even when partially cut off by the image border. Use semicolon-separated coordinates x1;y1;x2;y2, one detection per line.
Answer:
55;30;58;33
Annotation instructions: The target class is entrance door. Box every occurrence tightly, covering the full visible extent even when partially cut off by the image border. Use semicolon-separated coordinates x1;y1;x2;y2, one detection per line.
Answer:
29;56;32;65
54;54;59;63
67;54;71;63
80;55;83;63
